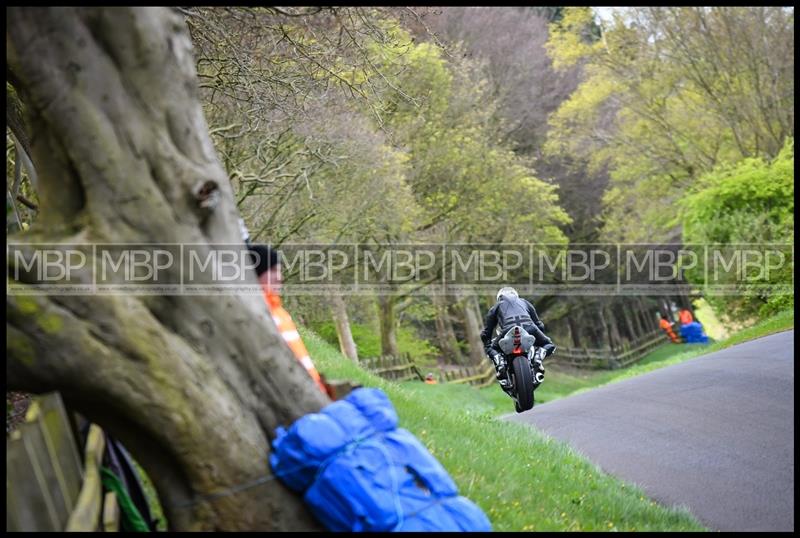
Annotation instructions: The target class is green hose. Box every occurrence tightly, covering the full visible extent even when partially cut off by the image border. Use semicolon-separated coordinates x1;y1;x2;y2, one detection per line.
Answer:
100;466;151;531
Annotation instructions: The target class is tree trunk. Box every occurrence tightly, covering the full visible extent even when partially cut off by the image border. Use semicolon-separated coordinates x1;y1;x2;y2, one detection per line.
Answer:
637;297;657;332
597;305;613;351
630;297;646;337
329;292;358;363
376;295;399;357
433;293;462;364
604;304;623;351
619;301;638;341
459;294;487;366
6;7;326;531
566;300;583;348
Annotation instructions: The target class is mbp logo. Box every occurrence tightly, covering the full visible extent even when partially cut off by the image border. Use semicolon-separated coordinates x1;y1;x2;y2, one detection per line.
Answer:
6;242;793;297
11;247;89;281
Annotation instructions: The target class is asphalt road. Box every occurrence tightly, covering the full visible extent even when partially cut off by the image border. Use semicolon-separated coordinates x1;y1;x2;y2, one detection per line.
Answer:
505;330;794;532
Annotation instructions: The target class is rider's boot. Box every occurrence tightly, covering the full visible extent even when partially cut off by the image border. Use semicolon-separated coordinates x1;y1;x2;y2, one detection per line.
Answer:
531;348;546;385
490;350;509;388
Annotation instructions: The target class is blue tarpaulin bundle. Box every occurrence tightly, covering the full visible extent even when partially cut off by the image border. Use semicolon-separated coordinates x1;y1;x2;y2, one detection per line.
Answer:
680;321;709;344
270;388;492;532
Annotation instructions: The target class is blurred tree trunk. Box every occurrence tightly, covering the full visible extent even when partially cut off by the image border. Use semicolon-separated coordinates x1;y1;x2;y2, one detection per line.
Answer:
630;298;646;337
607;305;623;350
376;295;399;357
329;292;358;362
6;7;327;531
619;302;637;341
566;306;583;348
433;293;462;364
597;304;612;351
637;298;657;332
459;294;487;365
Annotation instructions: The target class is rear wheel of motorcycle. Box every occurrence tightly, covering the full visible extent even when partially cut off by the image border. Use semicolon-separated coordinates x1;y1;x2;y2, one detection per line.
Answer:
512;357;534;413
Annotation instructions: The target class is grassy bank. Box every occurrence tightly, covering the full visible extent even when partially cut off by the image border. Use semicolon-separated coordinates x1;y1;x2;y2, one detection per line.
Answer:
302;328;705;531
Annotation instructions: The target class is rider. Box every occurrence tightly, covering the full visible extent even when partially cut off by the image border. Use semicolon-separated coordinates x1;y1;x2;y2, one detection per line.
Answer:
480;287;556;388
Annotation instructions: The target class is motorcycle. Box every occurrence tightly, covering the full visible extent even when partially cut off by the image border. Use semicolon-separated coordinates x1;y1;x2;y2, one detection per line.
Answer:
496;325;547;413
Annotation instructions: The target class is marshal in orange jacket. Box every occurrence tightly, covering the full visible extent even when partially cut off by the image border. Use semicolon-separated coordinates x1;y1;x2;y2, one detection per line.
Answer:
263;289;327;395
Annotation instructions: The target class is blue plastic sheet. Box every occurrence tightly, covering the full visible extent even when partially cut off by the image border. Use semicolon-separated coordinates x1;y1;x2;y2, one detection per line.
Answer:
270;388;492;532
680;321;709;344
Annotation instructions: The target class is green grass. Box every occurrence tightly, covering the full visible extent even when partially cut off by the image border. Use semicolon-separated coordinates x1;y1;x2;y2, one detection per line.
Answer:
301;327;705;532
708;308;793;349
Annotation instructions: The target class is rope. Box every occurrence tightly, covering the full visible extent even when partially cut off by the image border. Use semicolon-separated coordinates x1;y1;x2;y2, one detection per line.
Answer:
165;430;378;511
163;432;454;532
164;460;312;511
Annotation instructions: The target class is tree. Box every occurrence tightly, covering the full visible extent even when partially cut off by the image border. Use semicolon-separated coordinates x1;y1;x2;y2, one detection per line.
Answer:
425;6;581;153
545;6;794;243
679;138;794;320
6;7;328;531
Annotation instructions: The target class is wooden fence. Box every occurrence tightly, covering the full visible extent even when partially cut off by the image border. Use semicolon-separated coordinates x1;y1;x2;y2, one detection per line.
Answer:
553;330;666;370
6;392;121;532
361;353;495;388
362;331;667;388
443;364;496;388
360;353;425;382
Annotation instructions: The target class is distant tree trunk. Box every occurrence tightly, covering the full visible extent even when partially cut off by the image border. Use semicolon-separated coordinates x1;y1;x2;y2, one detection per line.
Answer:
377;295;399;357
637;298;657;332
329;292;358;362
619;302;638;341
630;297;646;337
566;310;582;348
459;294;487;365
6;7;326;531
433;293;462;364
597;305;612;351
603;304;623;351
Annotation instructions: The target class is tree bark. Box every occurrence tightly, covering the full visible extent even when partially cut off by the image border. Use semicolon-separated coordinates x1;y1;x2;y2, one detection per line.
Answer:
604;304;622;351
597;305;613;351
630;297;646;337
329;292;358;363
376;295;399;357
619;301;638;341
6;7;327;531
433;293;462;364
459;294;487;366
637;297;657;332
566;300;583;348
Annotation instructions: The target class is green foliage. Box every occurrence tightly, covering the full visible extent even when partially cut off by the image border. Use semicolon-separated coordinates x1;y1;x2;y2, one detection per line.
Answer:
544;7;794;243
679;138;794;320
546;7;602;70
311;320;439;363
377;37;571;244
680;138;794;244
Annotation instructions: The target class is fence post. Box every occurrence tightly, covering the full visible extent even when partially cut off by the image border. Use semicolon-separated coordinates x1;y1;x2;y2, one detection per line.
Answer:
65;424;105;531
6;392;84;532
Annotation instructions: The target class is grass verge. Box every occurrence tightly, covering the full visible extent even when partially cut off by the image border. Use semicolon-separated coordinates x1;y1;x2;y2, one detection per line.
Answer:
302;327;705;532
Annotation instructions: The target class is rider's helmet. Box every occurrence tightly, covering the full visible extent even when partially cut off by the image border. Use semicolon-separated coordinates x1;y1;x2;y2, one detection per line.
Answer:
496;286;519;302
